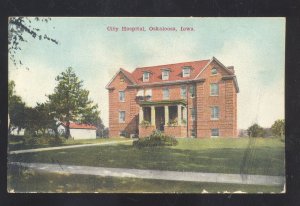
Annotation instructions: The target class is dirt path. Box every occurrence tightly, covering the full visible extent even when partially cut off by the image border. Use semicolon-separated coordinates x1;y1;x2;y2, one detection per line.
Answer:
9;162;285;186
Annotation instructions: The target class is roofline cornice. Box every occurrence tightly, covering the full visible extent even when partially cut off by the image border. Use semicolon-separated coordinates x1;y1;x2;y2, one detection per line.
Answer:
127;78;205;88
222;75;240;93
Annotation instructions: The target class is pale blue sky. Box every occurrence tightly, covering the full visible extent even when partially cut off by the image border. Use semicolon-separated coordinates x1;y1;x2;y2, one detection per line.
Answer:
9;17;285;129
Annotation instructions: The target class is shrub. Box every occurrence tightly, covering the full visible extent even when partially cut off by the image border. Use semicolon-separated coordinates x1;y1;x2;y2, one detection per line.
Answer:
23;133;65;146
140;120;151;128
167;119;178;126
48;136;65;146
271;119;285;138
133;130;178;148
247;123;265;137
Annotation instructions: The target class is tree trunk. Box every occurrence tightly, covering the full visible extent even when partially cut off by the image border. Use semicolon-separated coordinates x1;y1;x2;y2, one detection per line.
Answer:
65;121;71;139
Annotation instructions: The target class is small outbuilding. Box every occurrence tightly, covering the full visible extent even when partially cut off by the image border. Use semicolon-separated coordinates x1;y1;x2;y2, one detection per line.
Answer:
58;122;97;140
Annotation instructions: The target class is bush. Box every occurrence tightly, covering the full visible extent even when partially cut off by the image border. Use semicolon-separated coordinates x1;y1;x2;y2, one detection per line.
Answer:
140;120;151;128
133;130;178;148
247;123;265;137
48;136;65;146
23;133;65;146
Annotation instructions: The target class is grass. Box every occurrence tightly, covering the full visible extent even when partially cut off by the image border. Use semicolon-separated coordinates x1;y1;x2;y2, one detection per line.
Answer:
8;136;130;151
8;137;285;176
7;165;284;193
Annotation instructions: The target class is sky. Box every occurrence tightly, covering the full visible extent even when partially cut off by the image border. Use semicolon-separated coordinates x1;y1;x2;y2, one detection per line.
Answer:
8;17;285;129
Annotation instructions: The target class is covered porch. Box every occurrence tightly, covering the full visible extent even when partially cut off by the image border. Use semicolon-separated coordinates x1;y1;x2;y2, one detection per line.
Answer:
138;100;188;138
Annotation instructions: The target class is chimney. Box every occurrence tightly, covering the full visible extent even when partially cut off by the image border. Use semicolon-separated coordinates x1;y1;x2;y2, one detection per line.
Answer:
227;66;235;74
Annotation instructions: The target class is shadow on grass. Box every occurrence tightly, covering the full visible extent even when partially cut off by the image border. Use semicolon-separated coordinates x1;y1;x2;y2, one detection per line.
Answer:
8;143;285;176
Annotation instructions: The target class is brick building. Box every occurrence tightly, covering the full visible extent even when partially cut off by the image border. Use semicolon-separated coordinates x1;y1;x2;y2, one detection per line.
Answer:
106;57;239;138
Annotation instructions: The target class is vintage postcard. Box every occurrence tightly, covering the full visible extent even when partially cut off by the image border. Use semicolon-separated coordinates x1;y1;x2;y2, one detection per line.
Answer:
7;17;285;193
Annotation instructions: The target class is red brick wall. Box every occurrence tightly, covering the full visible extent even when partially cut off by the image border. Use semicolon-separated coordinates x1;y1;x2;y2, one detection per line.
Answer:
195;61;238;138
108;60;238;138
139;125;156;138
164;126;187;138
108;72;139;137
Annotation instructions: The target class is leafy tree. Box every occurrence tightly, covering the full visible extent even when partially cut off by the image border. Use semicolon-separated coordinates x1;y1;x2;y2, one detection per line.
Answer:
23;103;57;136
247;123;265;137
47;67;100;138
8;17;58;68
8;80;26;133
95;117;106;137
271;119;285;138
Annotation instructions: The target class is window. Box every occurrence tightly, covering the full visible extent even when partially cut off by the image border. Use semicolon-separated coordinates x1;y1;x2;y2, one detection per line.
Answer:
190;129;196;137
136;89;144;100
119;91;125;102
163;88;169;100
211;106;219;119
189;85;195;98
120;77;125;83
145;89;152;101
182;67;191;77
143;72;150;82
211;67;217;75
119;111;125;123
211;128;219;137
210;83;219;96
162;70;169;80
180;86;187;98
191;108;196;121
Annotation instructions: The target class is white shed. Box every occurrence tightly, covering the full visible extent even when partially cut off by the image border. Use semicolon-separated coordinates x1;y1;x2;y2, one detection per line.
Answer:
58;122;97;140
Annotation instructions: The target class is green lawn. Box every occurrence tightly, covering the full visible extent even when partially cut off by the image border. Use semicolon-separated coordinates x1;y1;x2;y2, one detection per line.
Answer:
7;165;283;193
8;136;129;151
8;137;285;176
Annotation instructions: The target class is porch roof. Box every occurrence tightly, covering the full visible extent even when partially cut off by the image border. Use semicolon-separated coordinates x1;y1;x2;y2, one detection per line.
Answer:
139;99;186;106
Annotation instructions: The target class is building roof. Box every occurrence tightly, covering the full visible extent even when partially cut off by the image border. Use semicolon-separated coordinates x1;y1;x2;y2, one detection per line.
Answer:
120;68;137;84
61;122;97;130
131;59;210;85
106;57;239;93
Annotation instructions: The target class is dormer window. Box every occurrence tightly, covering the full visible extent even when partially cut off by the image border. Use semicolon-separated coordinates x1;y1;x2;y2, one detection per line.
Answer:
182;67;191;77
143;72;150;82
162;69;170;80
211;67;217;75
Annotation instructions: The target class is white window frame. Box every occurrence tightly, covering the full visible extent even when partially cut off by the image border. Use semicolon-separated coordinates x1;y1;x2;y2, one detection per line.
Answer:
119;111;125;123
211;106;219;120
211;67;218;75
182;67;191;77
143;72;150;82
180;86;187;98
119;91;125;102
211;128;219;137
210;83;219;96
162;70;169;80
162;88;169;100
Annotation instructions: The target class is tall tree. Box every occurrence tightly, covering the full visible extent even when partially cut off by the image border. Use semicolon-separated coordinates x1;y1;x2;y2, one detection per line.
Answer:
271;119;285;138
8;17;58;69
8;80;26;133
47;67;99;138
23;103;57;136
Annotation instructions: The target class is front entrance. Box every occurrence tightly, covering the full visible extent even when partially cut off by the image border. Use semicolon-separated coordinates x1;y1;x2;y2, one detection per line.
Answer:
138;100;188;138
155;107;165;131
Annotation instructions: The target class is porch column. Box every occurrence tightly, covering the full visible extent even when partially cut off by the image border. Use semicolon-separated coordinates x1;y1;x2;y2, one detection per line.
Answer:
164;105;169;126
139;107;144;124
177;105;182;126
151;106;156;126
183;106;187;123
